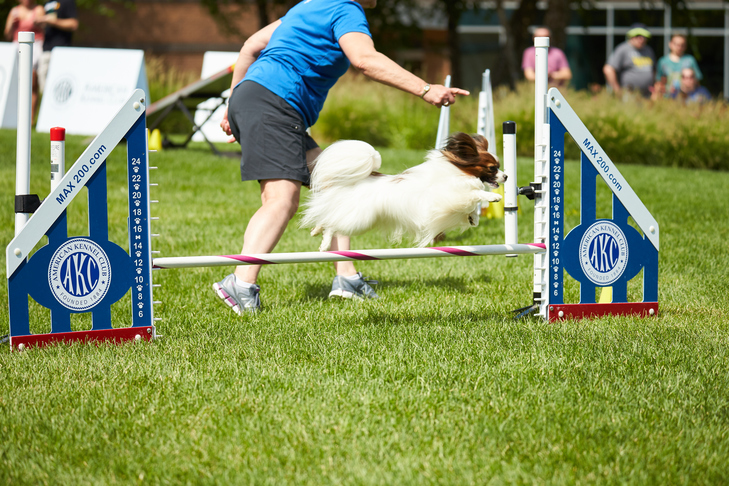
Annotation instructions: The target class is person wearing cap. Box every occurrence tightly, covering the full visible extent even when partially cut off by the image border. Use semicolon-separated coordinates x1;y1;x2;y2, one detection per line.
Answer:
522;27;572;88
655;34;703;98
214;0;469;314
603;23;656;98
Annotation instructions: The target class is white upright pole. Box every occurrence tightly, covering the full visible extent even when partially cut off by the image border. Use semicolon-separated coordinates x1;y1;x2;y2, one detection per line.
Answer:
477;70;497;158
533;36;550;318
15;32;34;236
534;37;549;164
435;75;451;150
502;121;517;256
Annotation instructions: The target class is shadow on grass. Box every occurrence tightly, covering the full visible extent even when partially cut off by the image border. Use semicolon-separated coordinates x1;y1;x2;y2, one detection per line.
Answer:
356;309;507;327
296;274;495;302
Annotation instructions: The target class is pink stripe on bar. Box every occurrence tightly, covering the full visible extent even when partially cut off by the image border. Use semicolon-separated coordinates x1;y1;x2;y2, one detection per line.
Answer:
432;247;479;257
227;255;276;265
329;251;381;261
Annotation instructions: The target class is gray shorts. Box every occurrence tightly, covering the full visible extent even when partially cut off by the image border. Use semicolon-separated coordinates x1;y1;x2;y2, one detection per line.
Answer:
228;80;318;185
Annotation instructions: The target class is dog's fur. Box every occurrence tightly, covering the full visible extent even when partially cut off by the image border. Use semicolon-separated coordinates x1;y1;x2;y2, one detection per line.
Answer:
300;132;506;251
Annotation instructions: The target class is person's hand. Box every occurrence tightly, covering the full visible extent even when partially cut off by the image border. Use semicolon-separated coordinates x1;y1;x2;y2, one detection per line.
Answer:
34;14;52;28
422;84;470;108
219;107;236;143
607;84;621;98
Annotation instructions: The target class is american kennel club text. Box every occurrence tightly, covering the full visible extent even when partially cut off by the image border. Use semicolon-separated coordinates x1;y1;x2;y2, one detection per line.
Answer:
579;221;629;286
48;238;112;311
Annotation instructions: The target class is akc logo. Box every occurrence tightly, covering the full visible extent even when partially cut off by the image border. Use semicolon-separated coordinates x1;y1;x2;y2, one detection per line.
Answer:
579;221;628;286
48;238;111;311
53;77;74;104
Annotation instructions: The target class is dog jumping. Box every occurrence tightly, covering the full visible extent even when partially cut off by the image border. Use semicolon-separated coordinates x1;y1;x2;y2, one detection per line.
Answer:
300;132;507;252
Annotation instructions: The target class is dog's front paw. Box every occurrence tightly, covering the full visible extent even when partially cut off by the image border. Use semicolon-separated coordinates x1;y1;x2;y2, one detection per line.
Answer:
484;192;502;203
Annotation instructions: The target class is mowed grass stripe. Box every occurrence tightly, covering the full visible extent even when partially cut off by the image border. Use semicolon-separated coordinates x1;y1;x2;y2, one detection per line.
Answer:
0;129;728;484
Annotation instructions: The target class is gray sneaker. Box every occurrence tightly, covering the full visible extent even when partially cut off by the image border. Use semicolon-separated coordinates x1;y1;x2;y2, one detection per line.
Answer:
212;274;261;314
329;272;379;300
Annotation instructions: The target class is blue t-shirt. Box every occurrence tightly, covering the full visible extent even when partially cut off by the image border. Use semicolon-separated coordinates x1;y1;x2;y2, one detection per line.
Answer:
671;85;711;104
244;0;371;128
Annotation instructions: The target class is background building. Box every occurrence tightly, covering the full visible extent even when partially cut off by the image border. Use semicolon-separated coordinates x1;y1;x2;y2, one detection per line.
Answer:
72;0;728;97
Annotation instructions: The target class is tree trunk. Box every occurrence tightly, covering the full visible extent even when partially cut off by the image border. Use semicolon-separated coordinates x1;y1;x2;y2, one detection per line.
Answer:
494;0;539;89
495;1;519;90
510;0;539;68
543;0;571;50
256;0;269;29
444;1;463;87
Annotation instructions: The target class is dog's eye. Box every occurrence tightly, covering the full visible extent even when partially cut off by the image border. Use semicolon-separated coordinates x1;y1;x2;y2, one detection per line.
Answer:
480;167;496;182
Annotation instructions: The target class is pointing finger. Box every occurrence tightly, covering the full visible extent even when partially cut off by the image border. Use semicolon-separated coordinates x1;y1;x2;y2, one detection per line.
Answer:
450;88;470;96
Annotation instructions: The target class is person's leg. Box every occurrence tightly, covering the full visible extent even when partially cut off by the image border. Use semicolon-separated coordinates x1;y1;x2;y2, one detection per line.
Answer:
233;178;302;284
37;51;51;94
31;70;38;126
305;145;358;277
330;236;357;277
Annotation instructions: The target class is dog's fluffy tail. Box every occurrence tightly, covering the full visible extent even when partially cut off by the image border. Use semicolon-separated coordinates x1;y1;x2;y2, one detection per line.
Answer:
310;140;381;192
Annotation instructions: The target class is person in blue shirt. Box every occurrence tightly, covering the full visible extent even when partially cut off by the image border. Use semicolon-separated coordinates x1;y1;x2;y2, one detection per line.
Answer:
215;0;469;314
671;67;711;104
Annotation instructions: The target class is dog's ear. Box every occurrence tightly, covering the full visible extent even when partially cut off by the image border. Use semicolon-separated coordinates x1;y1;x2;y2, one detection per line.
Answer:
470;134;490;155
443;132;479;163
442;132;501;182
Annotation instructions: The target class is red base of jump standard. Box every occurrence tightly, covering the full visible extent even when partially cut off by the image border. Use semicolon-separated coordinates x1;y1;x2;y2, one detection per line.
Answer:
549;302;658;322
10;326;155;351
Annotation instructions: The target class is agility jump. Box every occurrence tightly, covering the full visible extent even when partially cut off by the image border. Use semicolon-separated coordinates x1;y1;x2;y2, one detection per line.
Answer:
6;34;659;350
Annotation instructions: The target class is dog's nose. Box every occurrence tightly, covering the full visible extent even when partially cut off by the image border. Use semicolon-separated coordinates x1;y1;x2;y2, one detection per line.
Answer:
503;174;508;181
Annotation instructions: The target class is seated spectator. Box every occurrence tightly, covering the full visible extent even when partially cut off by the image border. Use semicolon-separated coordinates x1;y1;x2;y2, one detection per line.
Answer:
522;27;572;88
656;34;702;97
672;67;711;104
603;23;655;99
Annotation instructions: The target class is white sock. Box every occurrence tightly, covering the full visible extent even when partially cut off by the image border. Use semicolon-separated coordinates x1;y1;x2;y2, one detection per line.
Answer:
234;275;255;288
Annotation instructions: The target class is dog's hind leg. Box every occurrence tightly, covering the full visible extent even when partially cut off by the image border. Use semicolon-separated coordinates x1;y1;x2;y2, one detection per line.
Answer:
319;229;334;252
468;207;480;226
311;225;323;236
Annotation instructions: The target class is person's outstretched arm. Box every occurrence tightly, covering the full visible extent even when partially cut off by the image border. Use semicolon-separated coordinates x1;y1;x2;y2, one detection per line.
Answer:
339;32;469;107
37;14;78;32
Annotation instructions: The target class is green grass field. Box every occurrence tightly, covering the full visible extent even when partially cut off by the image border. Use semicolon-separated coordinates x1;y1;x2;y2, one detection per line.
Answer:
1;129;729;484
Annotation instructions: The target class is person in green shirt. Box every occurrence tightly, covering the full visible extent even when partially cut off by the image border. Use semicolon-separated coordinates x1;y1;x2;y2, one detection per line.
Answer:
655;34;702;97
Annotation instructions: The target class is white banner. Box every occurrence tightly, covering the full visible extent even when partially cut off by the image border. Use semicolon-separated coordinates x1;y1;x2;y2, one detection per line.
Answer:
192;51;238;143
0;43;19;129
36;47;148;135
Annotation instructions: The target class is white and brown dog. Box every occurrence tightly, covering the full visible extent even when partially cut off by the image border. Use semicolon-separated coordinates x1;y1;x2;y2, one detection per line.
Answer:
301;132;506;251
